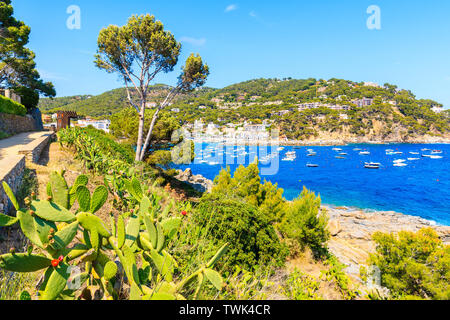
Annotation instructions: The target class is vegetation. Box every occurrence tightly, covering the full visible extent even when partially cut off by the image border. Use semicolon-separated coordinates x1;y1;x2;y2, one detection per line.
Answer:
0;0;55;110
94;14;209;161
280;188;330;258
0;130;11;140
0;168;228;300
195;195;288;273
366;228;450;300
40;78;448;141
0;94;26;116
282;269;322;300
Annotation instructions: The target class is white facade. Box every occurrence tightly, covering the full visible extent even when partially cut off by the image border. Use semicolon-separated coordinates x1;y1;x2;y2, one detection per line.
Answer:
77;119;111;133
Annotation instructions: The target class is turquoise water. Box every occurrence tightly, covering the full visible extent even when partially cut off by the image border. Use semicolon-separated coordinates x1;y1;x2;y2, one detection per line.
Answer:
174;143;450;225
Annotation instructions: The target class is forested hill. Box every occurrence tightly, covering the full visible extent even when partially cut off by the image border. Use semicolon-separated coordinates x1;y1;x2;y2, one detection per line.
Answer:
38;84;214;117
39;78;449;141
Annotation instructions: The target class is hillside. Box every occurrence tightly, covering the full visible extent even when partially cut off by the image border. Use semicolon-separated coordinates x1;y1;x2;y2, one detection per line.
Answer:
39;78;449;141
38;85;214;117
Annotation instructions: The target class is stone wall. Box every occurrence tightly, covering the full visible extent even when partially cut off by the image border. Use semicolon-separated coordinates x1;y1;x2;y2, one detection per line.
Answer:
19;133;55;163
0;156;26;214
0;112;36;135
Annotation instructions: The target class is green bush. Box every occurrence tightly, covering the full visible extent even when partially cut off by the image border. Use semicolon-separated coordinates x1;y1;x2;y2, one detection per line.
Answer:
195;194;289;273
0;95;27;116
0;130;11;140
211;162;286;223
368;228;450;300
279;187;330;258
282;269;322;300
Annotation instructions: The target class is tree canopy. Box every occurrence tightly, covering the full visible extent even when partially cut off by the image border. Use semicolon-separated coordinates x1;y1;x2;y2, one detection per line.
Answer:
0;0;55;109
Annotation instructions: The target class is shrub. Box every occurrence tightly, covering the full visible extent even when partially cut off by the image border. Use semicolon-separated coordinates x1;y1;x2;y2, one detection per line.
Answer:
195;194;289;273
279;187;330;258
368;228;450;300
0;131;11;140
211;162;286;223
0;95;27;116
282;269;322;300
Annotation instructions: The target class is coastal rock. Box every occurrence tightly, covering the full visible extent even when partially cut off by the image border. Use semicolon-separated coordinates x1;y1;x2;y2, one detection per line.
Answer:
328;220;341;236
325;206;450;286
175;169;213;193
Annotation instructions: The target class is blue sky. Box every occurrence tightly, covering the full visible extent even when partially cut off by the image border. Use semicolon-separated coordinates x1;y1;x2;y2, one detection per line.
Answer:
11;0;450;107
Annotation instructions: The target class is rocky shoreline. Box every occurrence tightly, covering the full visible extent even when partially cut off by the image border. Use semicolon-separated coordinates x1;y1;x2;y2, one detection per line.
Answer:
325;206;450;283
174;168;450;286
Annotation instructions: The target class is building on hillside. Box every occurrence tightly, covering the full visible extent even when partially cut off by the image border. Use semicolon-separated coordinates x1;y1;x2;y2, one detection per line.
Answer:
0;89;21;104
42;114;53;123
263;100;283;106
339;113;349;120
145;102;157;108
211;98;223;104
363;82;381;88
352;98;374;108
272;110;290;116
76;119;111;133
328;104;350;111
432;105;443;113
171;108;180;113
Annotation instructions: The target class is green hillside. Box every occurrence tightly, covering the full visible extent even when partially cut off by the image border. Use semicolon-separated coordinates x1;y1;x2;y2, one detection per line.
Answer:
39;78;449;140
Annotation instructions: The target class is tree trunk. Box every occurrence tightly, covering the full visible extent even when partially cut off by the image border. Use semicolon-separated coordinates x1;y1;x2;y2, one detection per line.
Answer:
139;108;160;162
135;100;146;161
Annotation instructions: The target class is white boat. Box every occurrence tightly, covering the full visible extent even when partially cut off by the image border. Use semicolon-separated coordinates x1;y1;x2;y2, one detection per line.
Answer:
339;152;348;156
208;161;219;165
429;155;443;159
285;151;296;156
393;163;408;167
282;157;295;162
307;153;317;157
409;152;420;155
277;147;285;152
359;151;370;155
365;163;380;169
353;148;362;151
386;149;394;152
431;150;443;154
407;158;420;161
306;163;319;168
332;148;343;151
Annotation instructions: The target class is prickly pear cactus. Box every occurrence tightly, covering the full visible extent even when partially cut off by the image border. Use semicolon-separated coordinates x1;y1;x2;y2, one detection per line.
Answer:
0;170;228;300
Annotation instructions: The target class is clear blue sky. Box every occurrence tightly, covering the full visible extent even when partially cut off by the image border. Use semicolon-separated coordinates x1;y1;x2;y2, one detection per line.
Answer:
11;0;450;107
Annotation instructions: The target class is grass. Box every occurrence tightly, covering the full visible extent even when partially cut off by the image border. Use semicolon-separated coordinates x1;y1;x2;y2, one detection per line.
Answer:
0;131;11;140
0;270;39;300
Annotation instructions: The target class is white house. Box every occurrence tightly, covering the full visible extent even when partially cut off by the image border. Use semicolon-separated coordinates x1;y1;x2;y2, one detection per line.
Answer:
432;106;443;113
77;119;111;133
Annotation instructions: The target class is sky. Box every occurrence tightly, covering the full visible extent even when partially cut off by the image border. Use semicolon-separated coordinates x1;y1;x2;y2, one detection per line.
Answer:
11;0;450;107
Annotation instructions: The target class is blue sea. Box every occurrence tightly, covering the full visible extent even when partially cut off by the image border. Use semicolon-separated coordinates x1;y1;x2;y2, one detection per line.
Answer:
174;143;450;225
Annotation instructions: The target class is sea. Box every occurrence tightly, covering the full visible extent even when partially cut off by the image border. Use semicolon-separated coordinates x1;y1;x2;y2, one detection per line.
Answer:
173;143;450;226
